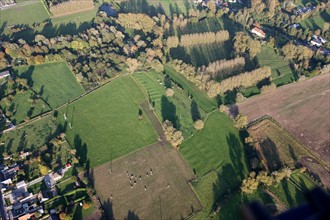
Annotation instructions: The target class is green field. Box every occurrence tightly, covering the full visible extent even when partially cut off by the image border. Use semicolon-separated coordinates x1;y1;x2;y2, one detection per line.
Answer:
257;45;296;86
179;111;248;218
164;66;217;112
269;172;318;207
0;115;59;154
133;71;207;137
57;75;158;168
300;8;330;31
14;62;85;109
0;90;51;125
0;0;50;26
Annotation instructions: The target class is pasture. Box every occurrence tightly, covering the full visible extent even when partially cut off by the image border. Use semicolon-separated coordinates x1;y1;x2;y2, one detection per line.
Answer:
14;62;85;109
133;71;207;137
56;75;158;168
0;115;59;154
0;90;51;125
164;66;217;112
0;0;50;26
180;111;248;218
257;45;296;86
92;143;202;219
238;73;330;165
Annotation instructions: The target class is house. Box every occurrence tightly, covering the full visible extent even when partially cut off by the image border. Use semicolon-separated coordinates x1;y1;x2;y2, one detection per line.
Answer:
16;181;27;189
310;38;322;47
251;27;266;38
0;70;10;80
44;175;56;189
1;164;19;180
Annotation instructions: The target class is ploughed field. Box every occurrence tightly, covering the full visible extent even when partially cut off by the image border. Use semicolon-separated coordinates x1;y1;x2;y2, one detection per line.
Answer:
91;143;202;220
238;73;330;164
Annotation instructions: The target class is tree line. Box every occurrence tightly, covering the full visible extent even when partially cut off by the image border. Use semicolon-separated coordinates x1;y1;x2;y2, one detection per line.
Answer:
166;30;229;49
50;0;94;17
197;57;246;80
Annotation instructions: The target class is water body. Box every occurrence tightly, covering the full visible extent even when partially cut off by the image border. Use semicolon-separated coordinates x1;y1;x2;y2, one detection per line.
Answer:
99;4;118;17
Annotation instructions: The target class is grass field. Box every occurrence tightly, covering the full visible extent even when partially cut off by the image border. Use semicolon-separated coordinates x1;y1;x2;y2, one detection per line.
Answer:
14;62;85;109
257;45;296;86
57;75;158;168
164;66;217;112
0;0;50;26
118;0;190;17
0;115;59;154
133;71;207;137
0;90;51;125
92;143;202;219
179;111;248;218
269;172;318;208
300;8;330;31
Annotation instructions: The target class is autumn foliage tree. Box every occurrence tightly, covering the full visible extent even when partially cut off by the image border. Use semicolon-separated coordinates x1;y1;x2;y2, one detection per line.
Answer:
234;32;261;58
163;120;184;148
179;30;229;47
117;13;156;33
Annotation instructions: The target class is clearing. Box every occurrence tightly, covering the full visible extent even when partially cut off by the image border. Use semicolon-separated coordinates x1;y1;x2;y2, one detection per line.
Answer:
238;73;330;164
56;75;158;168
91;143;202;219
14;62;85;109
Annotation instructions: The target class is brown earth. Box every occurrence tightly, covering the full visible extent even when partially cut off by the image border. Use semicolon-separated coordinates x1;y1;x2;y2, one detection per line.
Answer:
91;143;202;220
238;73;330;164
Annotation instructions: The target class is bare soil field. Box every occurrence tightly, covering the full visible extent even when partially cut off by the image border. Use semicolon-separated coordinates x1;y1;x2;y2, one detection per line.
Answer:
238;73;330;164
91;143;202;220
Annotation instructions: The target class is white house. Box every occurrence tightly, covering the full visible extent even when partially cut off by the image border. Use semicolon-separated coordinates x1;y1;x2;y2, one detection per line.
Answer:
310;38;322;47
251;27;266;38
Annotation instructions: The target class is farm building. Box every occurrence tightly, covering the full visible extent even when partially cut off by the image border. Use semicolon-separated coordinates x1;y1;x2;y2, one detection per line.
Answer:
251;27;266;38
0;70;10;79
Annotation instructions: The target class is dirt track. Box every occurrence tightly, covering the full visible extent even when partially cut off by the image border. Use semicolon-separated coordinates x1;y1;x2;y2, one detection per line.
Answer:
238;73;330;163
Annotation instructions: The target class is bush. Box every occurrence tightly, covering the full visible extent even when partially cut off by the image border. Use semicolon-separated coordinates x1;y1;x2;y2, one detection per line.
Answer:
194;120;204;130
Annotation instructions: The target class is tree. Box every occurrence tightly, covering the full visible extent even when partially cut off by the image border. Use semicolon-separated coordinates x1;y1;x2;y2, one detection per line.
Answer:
166;36;179;49
166;88;174;97
194;120;204;130
162;120;184;148
234;114;248;129
39;164;49;175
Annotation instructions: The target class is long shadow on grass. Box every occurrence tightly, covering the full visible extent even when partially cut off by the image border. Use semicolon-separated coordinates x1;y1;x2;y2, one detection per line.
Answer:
161;95;179;129
102;199;115;220
120;0;165;17
74;134;88;166
126;210;140;220
16;66;35;88
191;100;201;121
227;132;246;180
260;138;282;171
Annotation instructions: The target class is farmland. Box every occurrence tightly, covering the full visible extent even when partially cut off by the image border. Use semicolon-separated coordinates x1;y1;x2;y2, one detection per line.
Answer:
92;143;202;219
14;62;85;109
133;70;207;137
0;90;51;124
238;73;330;165
56;75;158;168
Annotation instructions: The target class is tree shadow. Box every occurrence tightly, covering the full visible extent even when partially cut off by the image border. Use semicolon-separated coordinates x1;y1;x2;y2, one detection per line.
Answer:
74;134;88;166
224;90;237;105
102;198;115;220
18;66;35;88
288;145;298;167
161;95;179;128
190;100;201;121
125;210;140;220
259;138;282;171
227;132;246;180
119;0;164;17
228;104;239;118
164;75;172;88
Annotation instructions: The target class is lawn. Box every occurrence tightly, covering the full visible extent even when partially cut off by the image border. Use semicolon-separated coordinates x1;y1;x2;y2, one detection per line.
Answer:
0;90;51;125
14;62;85;109
0;115;59;154
179;111;248;218
164;66;217;112
300;8;330;31
133;71;207;137
0;0;50;26
56;75;158;168
257;45;296;86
